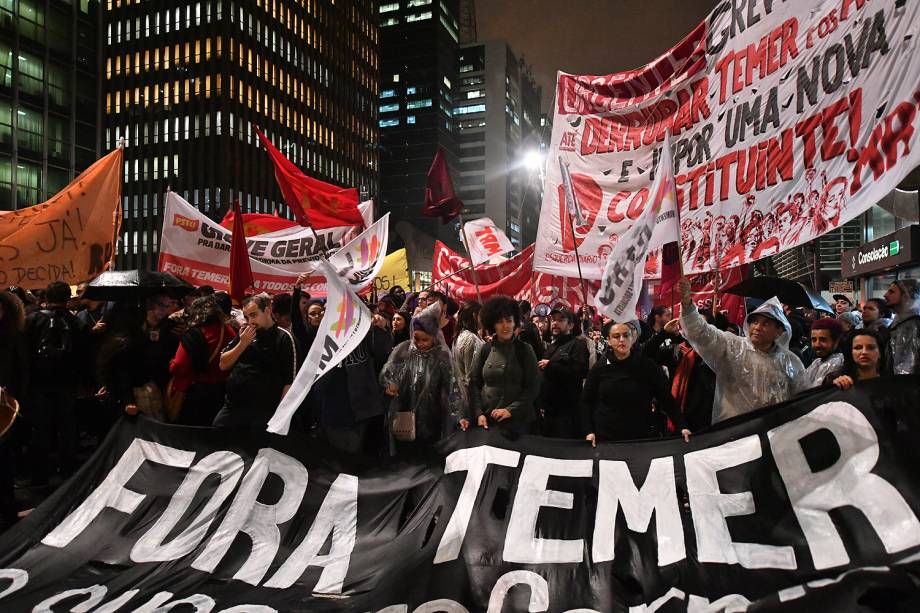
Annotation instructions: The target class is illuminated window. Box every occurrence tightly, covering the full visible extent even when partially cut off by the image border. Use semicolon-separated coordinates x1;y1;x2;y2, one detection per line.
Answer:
406;98;432;109
407;115;416;124
407;0;430;5
381;17;398;26
379;3;399;13
380;89;396;98
466;90;483;99
379;118;399;128
406;11;431;22
406;86;417;95
379;103;399;113
455;103;485;115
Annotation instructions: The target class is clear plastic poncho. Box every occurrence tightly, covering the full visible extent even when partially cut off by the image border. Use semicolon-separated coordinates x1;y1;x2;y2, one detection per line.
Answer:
889;294;920;375
379;303;467;443
680;297;807;423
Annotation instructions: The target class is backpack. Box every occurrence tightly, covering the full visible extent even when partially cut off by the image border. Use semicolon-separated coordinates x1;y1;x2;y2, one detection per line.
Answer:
34;309;74;371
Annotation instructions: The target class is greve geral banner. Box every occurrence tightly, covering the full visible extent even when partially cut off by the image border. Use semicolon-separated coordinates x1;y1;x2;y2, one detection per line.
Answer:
267;259;371;435
534;0;920;281
0;147;122;288
157;192;375;296
461;217;515;266
4;379;920;611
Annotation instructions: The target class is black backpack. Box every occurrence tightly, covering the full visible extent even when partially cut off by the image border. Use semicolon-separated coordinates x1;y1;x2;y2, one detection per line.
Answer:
34;309;74;370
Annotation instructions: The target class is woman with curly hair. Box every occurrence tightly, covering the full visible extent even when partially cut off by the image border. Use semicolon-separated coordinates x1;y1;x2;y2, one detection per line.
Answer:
468;295;539;432
168;295;237;425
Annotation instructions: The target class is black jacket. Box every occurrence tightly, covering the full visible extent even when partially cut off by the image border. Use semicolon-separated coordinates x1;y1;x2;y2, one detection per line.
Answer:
313;326;392;427
643;329;715;431
580;350;686;442
539;332;589;414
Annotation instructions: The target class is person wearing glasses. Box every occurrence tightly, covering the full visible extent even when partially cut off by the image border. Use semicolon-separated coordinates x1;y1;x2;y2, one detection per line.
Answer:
581;320;690;446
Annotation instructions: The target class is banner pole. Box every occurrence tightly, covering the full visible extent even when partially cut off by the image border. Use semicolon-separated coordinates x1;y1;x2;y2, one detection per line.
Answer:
566;213;590;308
458;213;483;303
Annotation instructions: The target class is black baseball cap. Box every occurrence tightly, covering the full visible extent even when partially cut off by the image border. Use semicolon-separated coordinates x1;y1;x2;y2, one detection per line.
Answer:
549;306;576;323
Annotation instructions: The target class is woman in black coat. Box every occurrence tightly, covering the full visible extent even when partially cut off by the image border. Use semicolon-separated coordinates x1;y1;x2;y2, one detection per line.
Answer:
581;320;691;445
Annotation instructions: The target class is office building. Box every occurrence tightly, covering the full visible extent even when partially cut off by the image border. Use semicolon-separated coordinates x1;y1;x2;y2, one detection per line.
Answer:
104;0;379;269
0;0;101;210
377;0;461;248
455;40;544;249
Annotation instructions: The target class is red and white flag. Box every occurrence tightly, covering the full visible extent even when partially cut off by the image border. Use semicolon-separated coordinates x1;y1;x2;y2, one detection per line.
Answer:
595;140;680;322
462;217;514;266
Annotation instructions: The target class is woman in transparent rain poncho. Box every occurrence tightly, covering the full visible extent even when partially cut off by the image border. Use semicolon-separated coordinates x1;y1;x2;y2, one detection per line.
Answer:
678;278;808;424
379;302;468;456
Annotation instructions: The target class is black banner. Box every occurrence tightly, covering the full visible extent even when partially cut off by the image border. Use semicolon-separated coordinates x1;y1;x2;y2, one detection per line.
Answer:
4;379;920;611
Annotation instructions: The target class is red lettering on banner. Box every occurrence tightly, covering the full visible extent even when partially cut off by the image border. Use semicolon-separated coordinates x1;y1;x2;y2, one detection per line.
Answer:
851;99;918;194
474;227;503;256
578;80;709;156
715;18;800;104
607;192;629;224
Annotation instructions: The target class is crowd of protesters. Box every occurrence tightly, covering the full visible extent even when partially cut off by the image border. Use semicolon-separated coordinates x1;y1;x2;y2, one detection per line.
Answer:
1;275;919;532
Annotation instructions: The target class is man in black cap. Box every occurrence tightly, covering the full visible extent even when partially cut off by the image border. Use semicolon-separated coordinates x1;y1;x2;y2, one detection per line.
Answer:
537;306;589;438
833;294;853;316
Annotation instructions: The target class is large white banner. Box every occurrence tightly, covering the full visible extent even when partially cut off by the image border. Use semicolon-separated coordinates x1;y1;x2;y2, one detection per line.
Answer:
267;259;371;435
461;217;515;266
534;0;920;279
158;193;371;296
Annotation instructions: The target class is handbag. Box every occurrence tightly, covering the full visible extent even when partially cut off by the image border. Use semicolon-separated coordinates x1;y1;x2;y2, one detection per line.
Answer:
391;411;416;442
165;326;226;423
132;381;165;421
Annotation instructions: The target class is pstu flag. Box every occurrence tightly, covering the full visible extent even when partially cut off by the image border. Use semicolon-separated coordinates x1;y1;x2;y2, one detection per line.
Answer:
462;217;514;266
328;213;390;293
559;156;586;227
266;259;371;435
254;126;364;230
595;141;680;322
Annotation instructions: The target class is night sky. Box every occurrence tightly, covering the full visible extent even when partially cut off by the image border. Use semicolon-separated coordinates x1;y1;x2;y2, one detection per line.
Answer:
475;0;719;110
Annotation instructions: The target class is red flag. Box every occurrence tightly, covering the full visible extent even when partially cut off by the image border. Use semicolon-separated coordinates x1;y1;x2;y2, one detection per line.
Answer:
253;127;364;230
423;147;463;223
220;210;298;237
228;200;254;303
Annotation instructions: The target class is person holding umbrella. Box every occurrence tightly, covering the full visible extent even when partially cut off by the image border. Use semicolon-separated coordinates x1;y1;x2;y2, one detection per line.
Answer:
678;277;807;423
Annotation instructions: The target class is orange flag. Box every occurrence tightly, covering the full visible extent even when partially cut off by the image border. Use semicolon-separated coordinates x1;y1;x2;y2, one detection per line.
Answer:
228;200;254;303
0;147;123;289
253;126;364;230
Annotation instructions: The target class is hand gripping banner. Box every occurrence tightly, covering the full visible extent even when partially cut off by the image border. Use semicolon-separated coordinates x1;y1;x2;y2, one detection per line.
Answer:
4;378;920;611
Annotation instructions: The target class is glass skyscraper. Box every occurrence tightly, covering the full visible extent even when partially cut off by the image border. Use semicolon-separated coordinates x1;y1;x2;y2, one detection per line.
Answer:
104;0;379;269
0;0;101;210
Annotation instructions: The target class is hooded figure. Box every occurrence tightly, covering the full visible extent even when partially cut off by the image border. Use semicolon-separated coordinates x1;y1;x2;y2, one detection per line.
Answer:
680;296;807;423
379;302;465;448
885;279;920;375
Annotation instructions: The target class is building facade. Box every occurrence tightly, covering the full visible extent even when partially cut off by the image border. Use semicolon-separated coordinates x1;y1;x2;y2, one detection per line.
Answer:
104;0;379;270
377;0;460;248
0;0;101;211
455;40;543;249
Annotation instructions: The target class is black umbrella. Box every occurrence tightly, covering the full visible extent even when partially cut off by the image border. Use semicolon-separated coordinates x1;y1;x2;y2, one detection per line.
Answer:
82;270;195;301
723;276;833;312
